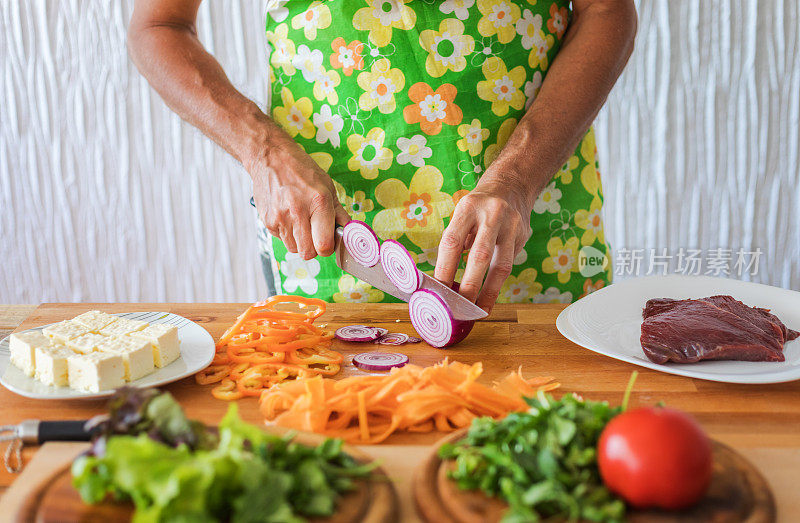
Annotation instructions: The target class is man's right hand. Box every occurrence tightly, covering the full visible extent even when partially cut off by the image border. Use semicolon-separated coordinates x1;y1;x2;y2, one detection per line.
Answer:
247;132;350;260
128;0;350;261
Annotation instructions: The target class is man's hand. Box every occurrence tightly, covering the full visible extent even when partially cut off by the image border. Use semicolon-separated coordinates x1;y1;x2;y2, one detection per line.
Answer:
248;133;350;259
434;0;636;313
434;178;532;313
128;0;350;261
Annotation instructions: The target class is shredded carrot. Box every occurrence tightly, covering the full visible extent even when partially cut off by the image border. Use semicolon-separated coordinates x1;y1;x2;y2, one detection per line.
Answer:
196;296;342;399
357;389;369;442
259;359;560;444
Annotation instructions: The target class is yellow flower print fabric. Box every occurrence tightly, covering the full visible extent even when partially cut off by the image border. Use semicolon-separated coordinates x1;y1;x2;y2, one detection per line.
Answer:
264;0;612;304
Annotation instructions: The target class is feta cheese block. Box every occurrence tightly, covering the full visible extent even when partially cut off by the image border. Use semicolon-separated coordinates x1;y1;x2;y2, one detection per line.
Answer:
33;345;74;387
131;324;180;367
99;317;148;337
10;311;184;393
68;333;109;354
42;320;90;344
72;310;119;332
97;336;154;381
67;352;125;392
9;330;51;377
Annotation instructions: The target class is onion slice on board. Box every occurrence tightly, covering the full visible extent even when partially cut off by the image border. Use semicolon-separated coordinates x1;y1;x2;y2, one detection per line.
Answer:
334;325;381;342
352;352;409;371
380;240;421;294
342;220;381;267
373;332;410;345
408;289;475;348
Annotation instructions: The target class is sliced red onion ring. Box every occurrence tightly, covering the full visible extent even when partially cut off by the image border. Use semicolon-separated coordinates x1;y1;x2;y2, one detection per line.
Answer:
334;325;381;342
408;289;475;348
407;336;422;343
353;352;409;371
380;240;421;294
375;327;389;337
373;332;410;345
343;220;381;267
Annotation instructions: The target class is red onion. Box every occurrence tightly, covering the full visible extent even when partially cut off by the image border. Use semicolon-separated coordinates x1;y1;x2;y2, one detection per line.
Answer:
334;325;382;342
353;352;409;371
373;332;410;345
407;336;422;343
408;289;475;348
374;327;389;337
380;240;421;294
343;220;380;267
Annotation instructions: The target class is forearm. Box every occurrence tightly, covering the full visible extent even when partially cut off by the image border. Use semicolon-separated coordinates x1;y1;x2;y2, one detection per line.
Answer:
128;10;281;166
482;0;637;208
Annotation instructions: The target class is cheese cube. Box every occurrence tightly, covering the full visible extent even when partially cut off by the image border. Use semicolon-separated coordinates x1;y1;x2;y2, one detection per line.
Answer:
9;330;51;377
99;318;148;337
33;345;74;387
67;352;125;393
72;310;119;332
68;333;109;354
96;336;154;381
130;324;180;368
43;320;90;344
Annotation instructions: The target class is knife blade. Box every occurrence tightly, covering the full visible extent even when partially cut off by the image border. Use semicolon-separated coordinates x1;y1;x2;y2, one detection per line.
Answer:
334;227;412;302
334;228;488;321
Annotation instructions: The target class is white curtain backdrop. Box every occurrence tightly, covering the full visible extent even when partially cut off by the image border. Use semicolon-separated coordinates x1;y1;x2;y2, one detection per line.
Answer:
1;1;798;303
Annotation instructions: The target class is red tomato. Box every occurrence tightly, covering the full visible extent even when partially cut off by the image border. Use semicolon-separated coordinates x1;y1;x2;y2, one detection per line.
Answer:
597;407;713;510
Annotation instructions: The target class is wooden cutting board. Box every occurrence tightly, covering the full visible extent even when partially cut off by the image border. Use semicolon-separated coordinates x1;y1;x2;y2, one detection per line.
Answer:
413;428;776;523
13;430;398;523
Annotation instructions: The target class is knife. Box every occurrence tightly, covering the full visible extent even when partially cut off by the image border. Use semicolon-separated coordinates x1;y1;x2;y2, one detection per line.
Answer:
333;227;488;321
1;419;94;472
249;198;487;321
1;419;93;443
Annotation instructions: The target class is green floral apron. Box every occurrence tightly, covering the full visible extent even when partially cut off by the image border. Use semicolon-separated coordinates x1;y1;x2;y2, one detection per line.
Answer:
261;0;612;304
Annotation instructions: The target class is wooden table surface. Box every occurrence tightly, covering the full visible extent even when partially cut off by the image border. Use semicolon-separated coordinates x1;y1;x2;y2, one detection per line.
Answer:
1;303;799;520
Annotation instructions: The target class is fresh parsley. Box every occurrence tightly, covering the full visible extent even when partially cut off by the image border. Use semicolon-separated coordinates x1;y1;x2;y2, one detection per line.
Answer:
439;391;625;522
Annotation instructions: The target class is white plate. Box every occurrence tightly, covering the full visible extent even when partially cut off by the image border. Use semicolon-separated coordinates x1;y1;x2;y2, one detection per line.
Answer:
556;275;800;384
0;312;215;399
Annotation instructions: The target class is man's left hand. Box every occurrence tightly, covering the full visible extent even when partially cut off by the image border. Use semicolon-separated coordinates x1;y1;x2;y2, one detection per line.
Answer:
434;180;532;313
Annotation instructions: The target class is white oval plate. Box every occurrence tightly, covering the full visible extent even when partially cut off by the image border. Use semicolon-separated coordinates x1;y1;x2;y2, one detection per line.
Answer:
0;312;215;399
556;275;800;384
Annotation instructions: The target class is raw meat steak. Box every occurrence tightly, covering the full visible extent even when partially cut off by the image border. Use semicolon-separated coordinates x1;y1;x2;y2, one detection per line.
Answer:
703;295;799;342
644;296;799;344
640;295;797;364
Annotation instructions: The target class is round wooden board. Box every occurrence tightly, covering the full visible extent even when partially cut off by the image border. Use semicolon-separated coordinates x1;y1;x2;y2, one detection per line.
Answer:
15;430;398;523
413;428;776;523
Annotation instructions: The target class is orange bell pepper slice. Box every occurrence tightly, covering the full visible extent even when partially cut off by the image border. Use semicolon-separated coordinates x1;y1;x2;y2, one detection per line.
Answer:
229;362;253;381
255;295;326;322
212;351;231;365
285;347;344;366
195;365;230;385
265;335;327;353
212;379;243;400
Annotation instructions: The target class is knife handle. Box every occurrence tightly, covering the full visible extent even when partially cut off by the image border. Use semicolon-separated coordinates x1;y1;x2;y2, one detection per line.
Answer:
40;420;93;442
19;420;94;443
